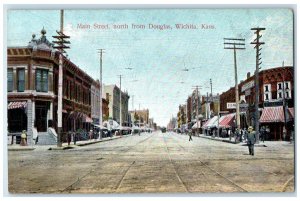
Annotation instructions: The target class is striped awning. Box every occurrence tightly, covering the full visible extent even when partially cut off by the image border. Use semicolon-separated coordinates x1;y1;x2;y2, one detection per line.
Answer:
219;113;235;128
83;115;93;123
8;101;27;110
202;116;218;129
288;108;294;119
259;106;284;123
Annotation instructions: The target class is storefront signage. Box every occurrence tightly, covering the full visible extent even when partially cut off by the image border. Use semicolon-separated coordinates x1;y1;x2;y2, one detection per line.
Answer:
245;89;251;96
227;102;249;109
241;80;254;92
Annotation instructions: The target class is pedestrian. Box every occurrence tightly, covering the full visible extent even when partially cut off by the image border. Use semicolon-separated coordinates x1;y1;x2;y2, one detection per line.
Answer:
246;126;256;156
188;130;193;141
89;129;93;140
260;126;266;143
20;130;27;146
235;128;240;143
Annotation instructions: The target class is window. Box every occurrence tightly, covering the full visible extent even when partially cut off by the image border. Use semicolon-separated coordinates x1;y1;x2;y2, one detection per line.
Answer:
285;81;290;90
17;69;25;92
277;83;282;90
286;92;290;99
36;69;48;92
7;69;13;92
265;85;269;92
265;94;269;101
278;92;282;99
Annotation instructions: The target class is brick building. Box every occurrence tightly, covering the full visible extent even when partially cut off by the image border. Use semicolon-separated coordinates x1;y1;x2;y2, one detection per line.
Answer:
7;29;97;144
219;66;294;140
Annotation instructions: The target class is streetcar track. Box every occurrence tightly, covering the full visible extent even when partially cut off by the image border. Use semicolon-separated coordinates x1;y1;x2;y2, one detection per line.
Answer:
169;133;248;192
60;133;154;193
114;161;136;192
162;134;190;193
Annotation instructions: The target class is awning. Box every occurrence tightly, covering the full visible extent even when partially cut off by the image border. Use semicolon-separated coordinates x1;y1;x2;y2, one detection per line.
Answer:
93;124;108;130
218;113;235;128
259;106;284;123
119;126;132;131
192;121;201;129
8;101;27;110
83;115;93;123
202;116;218;129
288;108;294;119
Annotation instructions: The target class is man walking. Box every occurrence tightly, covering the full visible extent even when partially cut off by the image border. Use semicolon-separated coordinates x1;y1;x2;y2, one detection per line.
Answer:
246;126;256;156
188;130;193;141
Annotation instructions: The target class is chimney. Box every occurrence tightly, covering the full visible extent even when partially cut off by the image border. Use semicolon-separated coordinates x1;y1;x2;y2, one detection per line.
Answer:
247;72;251;79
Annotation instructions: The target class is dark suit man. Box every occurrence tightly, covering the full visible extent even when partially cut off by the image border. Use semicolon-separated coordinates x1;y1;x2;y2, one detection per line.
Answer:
246;126;256;156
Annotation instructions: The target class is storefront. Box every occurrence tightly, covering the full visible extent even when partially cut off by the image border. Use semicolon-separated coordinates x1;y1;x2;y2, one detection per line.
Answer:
259;106;294;141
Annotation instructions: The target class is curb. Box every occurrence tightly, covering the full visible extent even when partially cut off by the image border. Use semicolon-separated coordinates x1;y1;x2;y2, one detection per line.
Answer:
199;136;240;144
8;147;36;151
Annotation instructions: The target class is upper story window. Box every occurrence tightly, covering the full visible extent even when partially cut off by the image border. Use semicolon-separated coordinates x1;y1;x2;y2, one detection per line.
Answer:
7;69;13;92
264;85;269;92
277;82;282;90
277;91;283;99
36;69;48;92
264;93;269;101
17;69;25;92
285;81;291;90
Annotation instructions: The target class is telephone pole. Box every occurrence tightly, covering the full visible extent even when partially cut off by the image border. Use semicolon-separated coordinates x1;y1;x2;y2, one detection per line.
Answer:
97;49;105;139
118;75;123;126
52;10;70;147
251;27;265;143
98;50;105;123
210;78;212;97
224;38;245;131
192;85;201;136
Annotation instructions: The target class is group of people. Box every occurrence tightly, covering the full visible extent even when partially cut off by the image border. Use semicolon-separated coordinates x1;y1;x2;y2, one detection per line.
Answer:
185;126;257;156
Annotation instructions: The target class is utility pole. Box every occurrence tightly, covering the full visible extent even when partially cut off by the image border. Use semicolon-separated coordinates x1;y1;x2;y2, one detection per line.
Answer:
52;10;70;147
192;85;201;136
282;61;288;141
118;75;123;126
224;38;245;131
210;78;212;97
251;27;265;143
97;49;105;139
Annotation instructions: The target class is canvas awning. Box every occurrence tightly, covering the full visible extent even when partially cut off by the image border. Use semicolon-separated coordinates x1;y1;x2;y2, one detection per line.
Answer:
218;113;235;128
83;115;93;123
8;101;27;110
288;108;294;119
259;106;284;123
192;121;201;129
202;116;218;129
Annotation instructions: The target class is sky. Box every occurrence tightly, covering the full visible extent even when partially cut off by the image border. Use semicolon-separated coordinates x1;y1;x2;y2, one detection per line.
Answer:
7;9;294;127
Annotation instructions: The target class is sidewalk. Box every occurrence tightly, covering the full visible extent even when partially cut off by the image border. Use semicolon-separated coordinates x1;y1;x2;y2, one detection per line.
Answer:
7;134;132;151
197;133;293;147
198;134;240;144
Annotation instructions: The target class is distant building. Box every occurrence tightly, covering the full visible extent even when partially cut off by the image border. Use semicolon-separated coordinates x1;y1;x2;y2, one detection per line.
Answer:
201;94;220;120
104;85;130;126
188;89;201;122
129;109;149;126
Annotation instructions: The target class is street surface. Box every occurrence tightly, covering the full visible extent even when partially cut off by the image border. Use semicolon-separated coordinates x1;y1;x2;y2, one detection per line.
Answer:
8;131;294;194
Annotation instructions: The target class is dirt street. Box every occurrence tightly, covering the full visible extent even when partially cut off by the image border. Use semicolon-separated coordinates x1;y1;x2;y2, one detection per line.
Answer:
7;131;294;194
